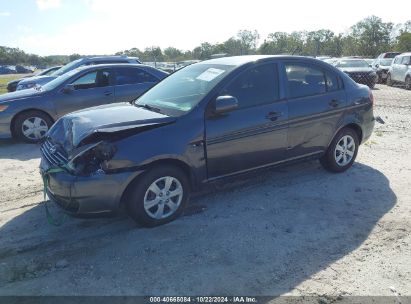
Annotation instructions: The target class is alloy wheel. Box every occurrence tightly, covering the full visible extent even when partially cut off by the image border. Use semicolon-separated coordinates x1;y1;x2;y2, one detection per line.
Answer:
143;176;183;219
334;135;355;167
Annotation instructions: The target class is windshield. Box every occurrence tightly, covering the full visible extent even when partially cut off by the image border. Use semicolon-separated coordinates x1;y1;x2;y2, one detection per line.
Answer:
380;59;393;66
41;68;81;91
337;60;369;68
135;63;236;116
51;59;82;76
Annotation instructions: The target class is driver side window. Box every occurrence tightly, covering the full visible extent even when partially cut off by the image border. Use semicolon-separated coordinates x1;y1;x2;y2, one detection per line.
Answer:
71;70;111;90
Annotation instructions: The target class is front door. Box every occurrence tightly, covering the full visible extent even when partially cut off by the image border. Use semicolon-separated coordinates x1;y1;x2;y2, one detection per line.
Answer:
205;63;288;179
54;68;115;117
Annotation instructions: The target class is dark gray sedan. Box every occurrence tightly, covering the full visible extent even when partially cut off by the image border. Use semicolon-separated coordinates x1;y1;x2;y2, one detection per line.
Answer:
0;64;168;142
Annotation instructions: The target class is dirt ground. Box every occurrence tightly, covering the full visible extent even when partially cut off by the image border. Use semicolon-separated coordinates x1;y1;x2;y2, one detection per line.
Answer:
0;84;410;298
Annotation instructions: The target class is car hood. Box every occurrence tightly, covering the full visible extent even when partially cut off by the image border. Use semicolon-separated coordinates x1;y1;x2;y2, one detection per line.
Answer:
47;103;176;153
18;75;56;85
339;67;374;73
0;87;45;103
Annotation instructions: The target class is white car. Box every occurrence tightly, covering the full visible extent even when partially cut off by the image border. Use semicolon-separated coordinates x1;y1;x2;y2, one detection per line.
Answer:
387;53;411;90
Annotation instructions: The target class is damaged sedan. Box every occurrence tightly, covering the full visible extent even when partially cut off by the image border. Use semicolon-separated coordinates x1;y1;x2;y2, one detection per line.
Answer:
41;55;375;227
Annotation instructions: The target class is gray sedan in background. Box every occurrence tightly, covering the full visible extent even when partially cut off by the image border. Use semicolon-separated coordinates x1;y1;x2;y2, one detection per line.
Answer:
0;64;168;142
16;56;141;90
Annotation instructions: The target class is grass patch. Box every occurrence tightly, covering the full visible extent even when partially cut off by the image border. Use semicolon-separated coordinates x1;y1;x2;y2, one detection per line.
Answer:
0;74;26;94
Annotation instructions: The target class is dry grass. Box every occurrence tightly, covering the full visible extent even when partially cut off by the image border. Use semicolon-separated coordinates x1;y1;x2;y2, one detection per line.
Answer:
0;74;26;94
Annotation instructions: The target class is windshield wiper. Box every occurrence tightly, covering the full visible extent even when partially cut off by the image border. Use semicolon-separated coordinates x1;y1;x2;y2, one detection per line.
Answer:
135;103;162;113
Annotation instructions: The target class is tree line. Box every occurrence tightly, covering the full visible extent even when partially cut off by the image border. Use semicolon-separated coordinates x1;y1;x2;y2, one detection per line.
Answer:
1;15;411;67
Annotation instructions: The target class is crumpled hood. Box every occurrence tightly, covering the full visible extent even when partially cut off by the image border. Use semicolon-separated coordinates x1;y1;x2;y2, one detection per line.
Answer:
18;75;56;86
0;87;45;103
340;67;374;73
47;103;175;153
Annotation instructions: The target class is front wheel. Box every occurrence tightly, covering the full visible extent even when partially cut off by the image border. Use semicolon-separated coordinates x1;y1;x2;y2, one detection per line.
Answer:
13;110;53;143
405;76;411;90
386;74;393;86
126;165;190;227
320;128;359;173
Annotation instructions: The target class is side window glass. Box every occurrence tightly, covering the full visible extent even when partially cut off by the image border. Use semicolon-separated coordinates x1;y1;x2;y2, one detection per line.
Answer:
402;56;410;65
285;63;326;98
325;72;339;92
71;70;110;90
116;68;159;85
220;64;280;109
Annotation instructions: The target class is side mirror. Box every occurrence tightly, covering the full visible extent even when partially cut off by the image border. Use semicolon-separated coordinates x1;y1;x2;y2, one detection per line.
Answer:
62;84;75;94
369;64;372;67
215;95;238;114
375;64;379;68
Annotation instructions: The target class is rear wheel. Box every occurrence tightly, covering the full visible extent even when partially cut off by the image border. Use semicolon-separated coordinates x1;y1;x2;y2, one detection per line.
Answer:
405;76;411;90
126;165;190;227
13;110;53;143
320;128;359;173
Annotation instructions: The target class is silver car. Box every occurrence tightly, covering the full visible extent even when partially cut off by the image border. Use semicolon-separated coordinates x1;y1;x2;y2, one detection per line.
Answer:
387;53;411;89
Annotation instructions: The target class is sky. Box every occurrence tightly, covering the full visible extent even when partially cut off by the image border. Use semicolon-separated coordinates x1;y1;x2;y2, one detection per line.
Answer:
0;0;410;56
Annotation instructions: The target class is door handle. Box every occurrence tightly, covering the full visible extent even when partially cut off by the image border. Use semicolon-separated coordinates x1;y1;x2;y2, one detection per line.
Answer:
329;99;340;108
104;91;112;96
266;111;283;121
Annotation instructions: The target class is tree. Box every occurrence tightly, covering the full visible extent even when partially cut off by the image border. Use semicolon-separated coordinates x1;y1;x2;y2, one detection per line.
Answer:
164;47;182;62
350;15;393;57
144;46;163;66
396;32;411;52
237;30;260;55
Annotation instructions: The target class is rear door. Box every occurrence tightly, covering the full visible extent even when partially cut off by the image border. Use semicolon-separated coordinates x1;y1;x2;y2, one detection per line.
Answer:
54;68;115;117
283;61;346;158
205;62;288;178
114;67;160;103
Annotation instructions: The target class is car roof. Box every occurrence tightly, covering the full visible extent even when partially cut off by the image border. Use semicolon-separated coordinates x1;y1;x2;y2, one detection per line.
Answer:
397;52;411;56
198;55;328;67
73;63;155;71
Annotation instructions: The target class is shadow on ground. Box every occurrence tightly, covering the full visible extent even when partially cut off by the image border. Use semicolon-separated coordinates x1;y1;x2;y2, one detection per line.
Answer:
0;139;41;160
0;161;396;296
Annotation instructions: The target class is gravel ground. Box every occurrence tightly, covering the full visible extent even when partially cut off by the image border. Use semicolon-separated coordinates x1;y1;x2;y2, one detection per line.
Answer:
0;84;410;297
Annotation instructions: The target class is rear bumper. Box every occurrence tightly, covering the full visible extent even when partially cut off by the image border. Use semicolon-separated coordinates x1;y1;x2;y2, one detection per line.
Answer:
40;159;143;215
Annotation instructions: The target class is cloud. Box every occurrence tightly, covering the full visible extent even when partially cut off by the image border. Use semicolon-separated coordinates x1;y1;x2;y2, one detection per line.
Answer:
36;0;62;10
0;11;11;16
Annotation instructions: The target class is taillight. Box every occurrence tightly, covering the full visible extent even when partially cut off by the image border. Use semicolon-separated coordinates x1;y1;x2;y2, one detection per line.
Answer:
369;90;374;105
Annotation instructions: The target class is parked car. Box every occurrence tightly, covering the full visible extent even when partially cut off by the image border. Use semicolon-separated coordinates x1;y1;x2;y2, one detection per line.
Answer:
7;66;62;92
0;64;167;142
16;56;141;90
15;65;33;74
40;55;375;227
387;53;411;89
334;58;377;88
371;58;393;83
377;52;401;59
0;66;14;74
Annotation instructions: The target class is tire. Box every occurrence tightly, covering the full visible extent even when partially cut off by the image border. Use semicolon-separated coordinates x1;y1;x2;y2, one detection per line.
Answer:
320;128;359;173
386;73;393;86
367;82;375;89
405;76;411;90
125;165;190;227
13;110;53;143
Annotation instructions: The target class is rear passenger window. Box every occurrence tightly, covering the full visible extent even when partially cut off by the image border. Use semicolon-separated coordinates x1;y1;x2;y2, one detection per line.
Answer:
221;63;280;109
285;63;326;98
401;56;410;65
325;72;339;92
116;68;158;85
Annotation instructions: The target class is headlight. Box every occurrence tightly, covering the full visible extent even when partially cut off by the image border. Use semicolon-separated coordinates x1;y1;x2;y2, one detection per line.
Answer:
67;141;116;176
0;105;8;112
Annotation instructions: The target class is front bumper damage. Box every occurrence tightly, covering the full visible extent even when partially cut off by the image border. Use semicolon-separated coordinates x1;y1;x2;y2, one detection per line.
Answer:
40;158;143;215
